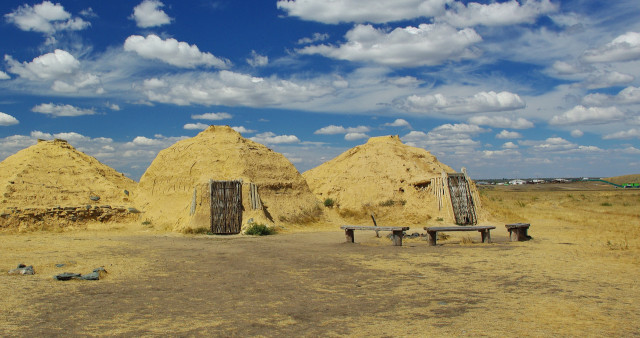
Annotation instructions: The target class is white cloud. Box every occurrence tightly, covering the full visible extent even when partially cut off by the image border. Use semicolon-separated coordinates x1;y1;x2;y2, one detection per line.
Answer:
398;91;525;115
298;23;481;67
402;129;480;150
108;103;121;111
468;115;533;129
31;103;96;117
250;132;300;145
297;33;329;45
482;149;520;157
5;49;80;81
130;0;172;28
183;123;209;130
0;113;19;126
246;50;268;67
582;86;640;106
583;31;640;63
441;0;557;27
277;0;449;24
570;129;584;138
496;130;522;139
5;1;90;34
131;136;162;146
344;132;368;141
140;71;337;107
550;61;587;75
314;125;370;135
191;112;232;120
502;141;518;149
432;123;488;135
603;128;640;140
383;119;411;128
549;105;625;125
582;71;634;89
0;71;10;80
124;34;231;69
231;126;256;134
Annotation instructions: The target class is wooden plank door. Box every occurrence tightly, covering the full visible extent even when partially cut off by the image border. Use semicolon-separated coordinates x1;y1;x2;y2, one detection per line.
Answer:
447;174;477;225
209;180;243;234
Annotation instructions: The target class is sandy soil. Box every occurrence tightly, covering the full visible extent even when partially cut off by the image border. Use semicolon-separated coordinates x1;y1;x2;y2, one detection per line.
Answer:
1;183;639;336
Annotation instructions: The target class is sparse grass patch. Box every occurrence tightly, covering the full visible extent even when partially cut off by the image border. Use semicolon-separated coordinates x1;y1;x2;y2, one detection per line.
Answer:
323;198;335;208
183;227;209;235
601;202;612;207
515;200;526;208
141;219;152;226
436;217;444;222
606;238;629;250
379;199;395;207
460;236;474;245
245;223;275;236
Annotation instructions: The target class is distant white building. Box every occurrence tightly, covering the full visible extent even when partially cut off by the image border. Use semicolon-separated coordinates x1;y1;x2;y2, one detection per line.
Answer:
509;179;526;185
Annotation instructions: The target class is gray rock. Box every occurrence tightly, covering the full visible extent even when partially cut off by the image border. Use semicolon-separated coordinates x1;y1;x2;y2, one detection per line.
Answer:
8;264;35;275
54;272;82;281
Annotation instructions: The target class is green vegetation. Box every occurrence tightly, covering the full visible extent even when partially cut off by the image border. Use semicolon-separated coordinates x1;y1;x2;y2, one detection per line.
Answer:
379;199;395;207
323;198;335;208
245;223;275;236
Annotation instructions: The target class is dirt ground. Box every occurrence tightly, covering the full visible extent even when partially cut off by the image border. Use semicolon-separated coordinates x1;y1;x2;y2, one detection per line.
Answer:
1;183;639;336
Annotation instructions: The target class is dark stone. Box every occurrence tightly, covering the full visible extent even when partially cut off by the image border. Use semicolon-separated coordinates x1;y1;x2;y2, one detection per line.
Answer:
8;264;35;275
80;267;107;280
54;272;82;281
90;196;100;201
127;207;141;213
56;264;65;268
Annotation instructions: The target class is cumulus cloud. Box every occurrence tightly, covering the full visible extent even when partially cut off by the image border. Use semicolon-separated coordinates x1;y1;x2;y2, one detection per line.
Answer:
246;50;268;67
502;141;518;149
297;33;329;45
0;71;10;80
298;23;481;67
549;105;625;125
441;0;557;27
582;86;640;106
124;34;231;69
277;0;449;24
130;0;172;28
496;130;522;139
603;128;640;140
582;71;634;89
383;119;411;128
0;113;19;126
398;91;525;115
231;126;256;134
5;1;90;34
250;132;300;145
344;132;368;141
5;49;80;81
402;129;480;150
468;115;533;129
191;112;232;120
130;136;162;146
582;31;640;63
571;129;584;138
31;103;96;117
140;71;336;107
314;125;370;135
183;123;209;130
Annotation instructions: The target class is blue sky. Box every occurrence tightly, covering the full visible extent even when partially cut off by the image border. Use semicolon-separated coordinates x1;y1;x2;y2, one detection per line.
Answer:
0;0;639;180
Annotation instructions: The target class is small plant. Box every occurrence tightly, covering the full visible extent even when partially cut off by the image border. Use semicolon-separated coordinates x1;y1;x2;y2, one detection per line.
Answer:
436;217;444;222
515;200;526;208
183;227;209;234
141;219;152;226
323;198;335;208
606;239;629;250
399;199;407;206
437;233;450;240
379;199;395;207
245;223;275;236
601;202;612;207
460;236;474;245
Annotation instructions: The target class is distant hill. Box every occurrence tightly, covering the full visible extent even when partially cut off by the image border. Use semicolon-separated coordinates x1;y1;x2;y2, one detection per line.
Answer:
606;174;640;185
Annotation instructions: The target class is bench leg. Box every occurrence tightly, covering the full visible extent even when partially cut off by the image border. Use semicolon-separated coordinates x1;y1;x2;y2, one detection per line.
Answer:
345;229;354;243
428;231;437;246
391;230;403;246
480;230;492;243
516;227;531;241
508;229;517;241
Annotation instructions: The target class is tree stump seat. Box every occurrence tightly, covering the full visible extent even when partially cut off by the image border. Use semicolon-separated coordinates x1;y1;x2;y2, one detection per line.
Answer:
505;223;532;241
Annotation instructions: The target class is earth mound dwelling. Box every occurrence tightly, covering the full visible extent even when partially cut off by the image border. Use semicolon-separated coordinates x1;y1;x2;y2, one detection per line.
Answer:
135;125;321;233
303;135;482;226
0;139;137;230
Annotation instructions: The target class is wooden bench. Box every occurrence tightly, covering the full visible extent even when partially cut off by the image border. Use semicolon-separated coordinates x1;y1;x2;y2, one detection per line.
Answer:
423;226;496;246
505;223;531;241
340;226;410;246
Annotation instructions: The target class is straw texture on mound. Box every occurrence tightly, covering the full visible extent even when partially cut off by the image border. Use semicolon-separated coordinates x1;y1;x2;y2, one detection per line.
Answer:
136;125;321;232
303;135;470;225
0;139;135;209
